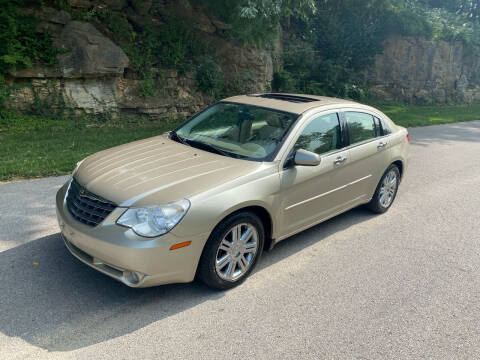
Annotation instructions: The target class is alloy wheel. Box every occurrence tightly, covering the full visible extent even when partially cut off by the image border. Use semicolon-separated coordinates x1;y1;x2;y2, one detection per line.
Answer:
215;223;259;281
379;169;398;208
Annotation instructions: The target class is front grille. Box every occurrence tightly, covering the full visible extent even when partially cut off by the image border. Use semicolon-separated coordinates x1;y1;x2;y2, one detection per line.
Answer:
66;178;117;227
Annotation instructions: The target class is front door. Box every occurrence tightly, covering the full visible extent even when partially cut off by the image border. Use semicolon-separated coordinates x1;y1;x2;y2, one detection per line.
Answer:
278;112;351;237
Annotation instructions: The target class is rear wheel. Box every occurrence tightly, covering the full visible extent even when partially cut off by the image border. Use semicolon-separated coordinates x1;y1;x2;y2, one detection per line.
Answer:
197;212;264;290
367;165;401;214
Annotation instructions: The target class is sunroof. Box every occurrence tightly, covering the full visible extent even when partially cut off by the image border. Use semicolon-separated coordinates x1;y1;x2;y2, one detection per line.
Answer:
253;93;319;103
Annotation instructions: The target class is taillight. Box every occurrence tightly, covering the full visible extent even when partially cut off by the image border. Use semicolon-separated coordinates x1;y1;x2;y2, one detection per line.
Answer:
406;133;411;143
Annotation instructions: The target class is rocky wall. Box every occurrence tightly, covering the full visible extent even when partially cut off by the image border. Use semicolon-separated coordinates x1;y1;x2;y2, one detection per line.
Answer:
369;36;480;104
7;2;277;119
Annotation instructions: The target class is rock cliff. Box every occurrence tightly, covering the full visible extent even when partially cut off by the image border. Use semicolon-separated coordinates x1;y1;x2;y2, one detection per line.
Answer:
6;3;480;120
369;36;480;104
7;2;277;119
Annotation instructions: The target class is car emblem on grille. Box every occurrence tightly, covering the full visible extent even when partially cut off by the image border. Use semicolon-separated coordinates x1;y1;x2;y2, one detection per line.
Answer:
80;188;86;196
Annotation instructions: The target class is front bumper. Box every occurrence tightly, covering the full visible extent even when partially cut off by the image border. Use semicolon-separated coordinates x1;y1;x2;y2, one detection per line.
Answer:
56;180;209;287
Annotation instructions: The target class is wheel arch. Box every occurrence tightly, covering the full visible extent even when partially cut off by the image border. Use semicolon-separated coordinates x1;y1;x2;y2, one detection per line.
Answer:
391;159;404;180
215;204;275;251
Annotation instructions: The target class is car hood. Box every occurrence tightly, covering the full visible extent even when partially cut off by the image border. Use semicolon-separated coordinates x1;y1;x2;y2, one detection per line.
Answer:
74;136;263;207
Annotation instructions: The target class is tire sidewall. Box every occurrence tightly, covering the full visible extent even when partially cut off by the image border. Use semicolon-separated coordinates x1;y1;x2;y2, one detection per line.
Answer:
198;212;265;290
371;165;401;213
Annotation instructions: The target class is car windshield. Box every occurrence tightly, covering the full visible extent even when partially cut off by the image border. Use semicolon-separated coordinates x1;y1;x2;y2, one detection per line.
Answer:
174;102;298;161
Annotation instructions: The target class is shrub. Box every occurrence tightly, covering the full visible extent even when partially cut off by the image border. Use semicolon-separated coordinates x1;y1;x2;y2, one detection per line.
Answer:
0;1;59;78
196;58;224;99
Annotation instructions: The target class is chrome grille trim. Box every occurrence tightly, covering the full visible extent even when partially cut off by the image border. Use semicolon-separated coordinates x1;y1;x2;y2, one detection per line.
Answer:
66;178;117;227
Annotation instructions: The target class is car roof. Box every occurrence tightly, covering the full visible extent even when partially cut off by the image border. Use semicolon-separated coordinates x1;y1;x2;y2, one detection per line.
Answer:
222;93;363;115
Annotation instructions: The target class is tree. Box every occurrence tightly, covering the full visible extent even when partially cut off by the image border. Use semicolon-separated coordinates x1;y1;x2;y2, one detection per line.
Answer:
460;0;479;20
237;0;316;20
196;0;316;43
416;0;479;20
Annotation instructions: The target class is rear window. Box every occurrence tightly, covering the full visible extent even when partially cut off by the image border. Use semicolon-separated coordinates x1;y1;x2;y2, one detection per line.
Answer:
345;112;376;145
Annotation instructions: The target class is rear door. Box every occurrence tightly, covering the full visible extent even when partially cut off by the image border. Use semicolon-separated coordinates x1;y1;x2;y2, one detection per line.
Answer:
338;111;392;202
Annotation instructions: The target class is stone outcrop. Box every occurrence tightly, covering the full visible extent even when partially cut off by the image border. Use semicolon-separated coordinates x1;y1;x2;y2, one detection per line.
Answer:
369;36;480;104
11;20;129;78
56;21;130;78
7;4;277;119
7;4;480;119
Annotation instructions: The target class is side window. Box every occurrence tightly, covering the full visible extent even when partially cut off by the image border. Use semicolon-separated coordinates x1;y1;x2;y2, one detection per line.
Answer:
345;112;376;145
294;113;341;155
374;116;392;136
380;118;392;135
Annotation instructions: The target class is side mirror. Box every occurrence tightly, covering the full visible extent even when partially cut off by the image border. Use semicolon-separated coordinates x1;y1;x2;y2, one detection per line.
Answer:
294;149;321;166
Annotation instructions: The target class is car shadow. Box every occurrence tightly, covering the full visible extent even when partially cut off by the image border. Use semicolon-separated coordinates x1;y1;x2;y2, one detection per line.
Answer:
0;207;375;352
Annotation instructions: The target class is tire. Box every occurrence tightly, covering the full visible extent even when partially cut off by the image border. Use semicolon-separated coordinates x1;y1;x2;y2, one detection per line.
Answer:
367;164;401;214
197;212;265;290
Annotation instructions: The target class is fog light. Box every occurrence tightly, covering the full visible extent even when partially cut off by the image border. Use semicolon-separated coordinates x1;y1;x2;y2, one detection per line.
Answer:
123;271;144;285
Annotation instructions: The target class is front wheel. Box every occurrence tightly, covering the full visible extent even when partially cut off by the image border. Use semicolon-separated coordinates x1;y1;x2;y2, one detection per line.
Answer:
367;165;401;214
197;212;264;290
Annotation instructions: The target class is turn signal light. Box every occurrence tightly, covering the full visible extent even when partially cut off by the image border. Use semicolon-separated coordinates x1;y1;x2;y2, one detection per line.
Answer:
170;241;192;250
406;133;411;143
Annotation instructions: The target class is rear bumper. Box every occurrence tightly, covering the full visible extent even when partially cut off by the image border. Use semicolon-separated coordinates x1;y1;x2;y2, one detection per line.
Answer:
56;180;209;287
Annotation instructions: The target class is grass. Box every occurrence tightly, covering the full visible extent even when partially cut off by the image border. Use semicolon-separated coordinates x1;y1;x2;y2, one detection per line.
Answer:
377;103;480;127
0;112;183;181
1;103;479;181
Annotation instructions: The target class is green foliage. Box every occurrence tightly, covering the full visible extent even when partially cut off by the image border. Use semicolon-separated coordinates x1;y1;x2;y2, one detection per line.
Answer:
112;16;207;97
196;58;224;98
0;1;59;78
393;0;480;43
415;0;479;21
195;60;259;99
197;0;315;45
0;111;184;181
27;82;72;120
104;13;133;42
130;0;144;12
273;0;479;99
272;0;402;99
226;69;258;95
423;8;480;48
2;0;479;108
197;0;275;44
0;83;15;108
119;18;205;73
388;5;434;37
49;0;71;11
312;0;403;71
377;103;480;127
137;74;159;98
274;29;374;101
71;7;99;21
0;0;60;109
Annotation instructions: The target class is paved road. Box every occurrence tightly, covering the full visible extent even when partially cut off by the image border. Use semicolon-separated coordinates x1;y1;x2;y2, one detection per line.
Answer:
0;121;479;359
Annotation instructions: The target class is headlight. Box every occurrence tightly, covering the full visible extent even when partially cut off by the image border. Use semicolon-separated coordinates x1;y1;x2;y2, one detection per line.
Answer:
116;199;190;238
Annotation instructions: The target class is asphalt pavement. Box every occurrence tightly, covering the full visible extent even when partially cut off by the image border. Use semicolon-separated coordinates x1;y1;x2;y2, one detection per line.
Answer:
0;120;479;359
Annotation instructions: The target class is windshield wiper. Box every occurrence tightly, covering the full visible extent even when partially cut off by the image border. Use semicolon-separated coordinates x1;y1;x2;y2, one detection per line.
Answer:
170;131;188;146
184;138;235;157
171;131;243;159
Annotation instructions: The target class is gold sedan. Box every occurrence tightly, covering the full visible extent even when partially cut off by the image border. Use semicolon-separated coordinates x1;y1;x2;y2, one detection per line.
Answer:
56;94;409;289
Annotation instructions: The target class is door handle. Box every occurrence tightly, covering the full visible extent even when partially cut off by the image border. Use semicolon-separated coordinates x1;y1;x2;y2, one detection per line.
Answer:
333;156;347;165
377;141;387;149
